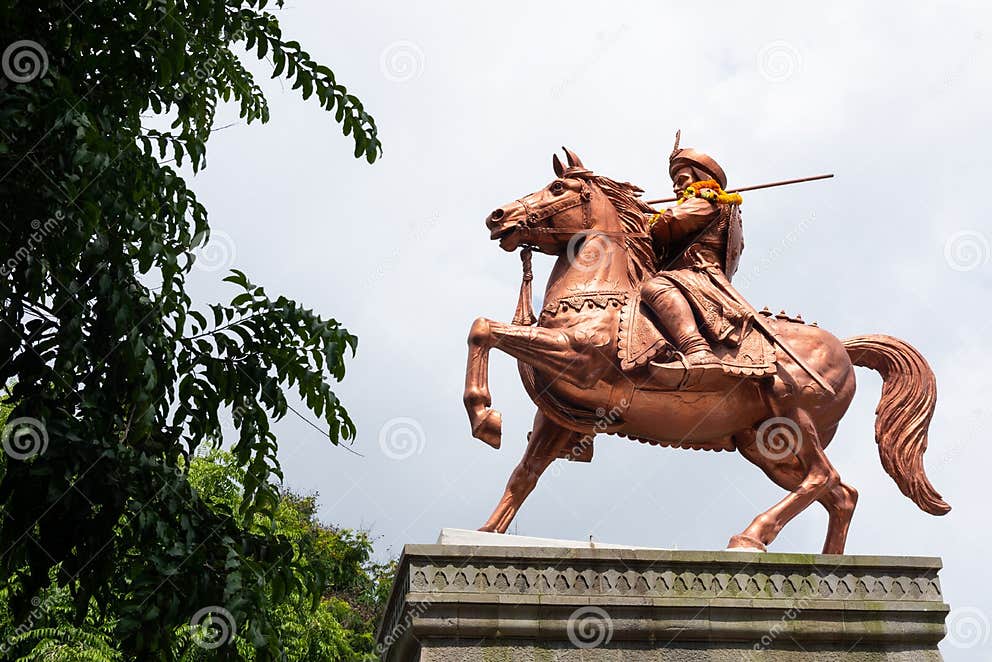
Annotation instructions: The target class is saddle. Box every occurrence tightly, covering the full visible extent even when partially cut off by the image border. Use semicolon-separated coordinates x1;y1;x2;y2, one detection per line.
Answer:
617;290;776;377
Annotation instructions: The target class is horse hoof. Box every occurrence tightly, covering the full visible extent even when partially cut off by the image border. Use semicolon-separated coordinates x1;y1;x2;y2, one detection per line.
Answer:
472;409;502;449
726;534;767;552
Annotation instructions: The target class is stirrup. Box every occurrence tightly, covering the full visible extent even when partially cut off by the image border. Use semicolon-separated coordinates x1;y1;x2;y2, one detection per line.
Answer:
651;351;721;390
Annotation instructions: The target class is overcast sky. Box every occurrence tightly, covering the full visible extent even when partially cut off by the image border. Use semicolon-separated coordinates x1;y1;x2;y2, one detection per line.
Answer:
181;2;990;658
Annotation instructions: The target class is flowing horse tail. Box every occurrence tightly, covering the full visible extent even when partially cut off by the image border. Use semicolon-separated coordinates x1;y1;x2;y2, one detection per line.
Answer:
844;335;951;515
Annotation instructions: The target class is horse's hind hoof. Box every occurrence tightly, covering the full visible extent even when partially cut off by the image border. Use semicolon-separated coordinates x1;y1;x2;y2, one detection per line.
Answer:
726;534;767;552
472;409;502;449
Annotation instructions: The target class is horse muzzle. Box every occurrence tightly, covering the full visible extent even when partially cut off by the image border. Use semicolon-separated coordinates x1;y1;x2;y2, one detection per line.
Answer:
486;205;525;250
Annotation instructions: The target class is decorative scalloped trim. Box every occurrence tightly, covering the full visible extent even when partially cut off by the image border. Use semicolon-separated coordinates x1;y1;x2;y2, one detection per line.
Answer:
407;559;944;602
618;292;671;371
617;431;735;452
541;290;626;317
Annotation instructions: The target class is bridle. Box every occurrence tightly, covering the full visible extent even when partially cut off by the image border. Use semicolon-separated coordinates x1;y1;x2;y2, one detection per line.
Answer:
514;178;593;235
508;171;650;327
513;174;643;242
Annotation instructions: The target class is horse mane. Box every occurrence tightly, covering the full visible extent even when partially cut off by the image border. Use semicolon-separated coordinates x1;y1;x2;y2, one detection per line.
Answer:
586;173;658;283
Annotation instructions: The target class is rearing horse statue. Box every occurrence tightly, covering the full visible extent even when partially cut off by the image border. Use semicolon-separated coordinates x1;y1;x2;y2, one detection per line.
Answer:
463;148;949;554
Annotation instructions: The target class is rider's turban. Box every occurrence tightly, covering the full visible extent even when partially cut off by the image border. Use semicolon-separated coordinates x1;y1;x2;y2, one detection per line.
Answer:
669;130;727;190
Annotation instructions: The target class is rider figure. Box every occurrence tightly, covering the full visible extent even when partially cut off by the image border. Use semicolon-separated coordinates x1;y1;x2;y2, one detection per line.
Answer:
641;134;747;373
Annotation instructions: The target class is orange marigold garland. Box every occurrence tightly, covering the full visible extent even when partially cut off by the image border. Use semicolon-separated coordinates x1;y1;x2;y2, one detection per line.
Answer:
649;179;742;225
683;179;742;205
684;179;720;194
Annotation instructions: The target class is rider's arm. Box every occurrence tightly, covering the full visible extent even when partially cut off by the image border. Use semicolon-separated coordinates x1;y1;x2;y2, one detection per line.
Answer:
650;197;720;245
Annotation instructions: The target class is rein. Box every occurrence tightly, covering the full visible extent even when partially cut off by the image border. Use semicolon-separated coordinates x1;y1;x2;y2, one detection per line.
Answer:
512;247;537;326
515;186;646;240
509;176;649;327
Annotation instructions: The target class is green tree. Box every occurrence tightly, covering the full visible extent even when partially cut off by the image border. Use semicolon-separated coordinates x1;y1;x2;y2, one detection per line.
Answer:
182;450;393;661
0;0;380;658
0;450;395;661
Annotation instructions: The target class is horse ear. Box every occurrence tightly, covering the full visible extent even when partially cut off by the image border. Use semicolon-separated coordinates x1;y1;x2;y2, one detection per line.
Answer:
552;153;565;177
562;146;584;168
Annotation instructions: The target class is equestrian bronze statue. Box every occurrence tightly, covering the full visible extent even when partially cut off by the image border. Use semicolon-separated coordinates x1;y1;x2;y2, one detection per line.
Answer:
463;139;949;554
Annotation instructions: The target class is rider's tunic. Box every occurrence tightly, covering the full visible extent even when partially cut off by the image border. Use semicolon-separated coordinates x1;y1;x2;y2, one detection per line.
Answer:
648;197;748;346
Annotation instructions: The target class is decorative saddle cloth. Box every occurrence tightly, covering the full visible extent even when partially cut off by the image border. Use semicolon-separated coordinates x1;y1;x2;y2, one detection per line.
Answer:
617;291;776;377
617;290;671;371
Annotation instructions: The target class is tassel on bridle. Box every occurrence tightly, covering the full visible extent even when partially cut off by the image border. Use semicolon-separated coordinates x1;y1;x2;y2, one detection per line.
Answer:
512;247;536;326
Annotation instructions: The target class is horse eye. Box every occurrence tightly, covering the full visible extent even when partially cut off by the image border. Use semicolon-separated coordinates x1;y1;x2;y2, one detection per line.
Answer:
550;181;564;194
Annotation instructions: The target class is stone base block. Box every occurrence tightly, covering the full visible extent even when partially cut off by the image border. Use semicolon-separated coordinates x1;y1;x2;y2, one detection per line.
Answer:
375;543;948;661
420;640;939;661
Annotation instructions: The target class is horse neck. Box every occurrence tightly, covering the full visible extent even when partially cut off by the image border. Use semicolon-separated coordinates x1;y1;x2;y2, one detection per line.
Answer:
543;204;633;302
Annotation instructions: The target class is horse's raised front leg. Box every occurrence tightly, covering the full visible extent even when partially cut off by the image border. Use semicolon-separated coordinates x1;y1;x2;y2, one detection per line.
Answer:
479;410;581;533
464;317;587;449
465;318;500;448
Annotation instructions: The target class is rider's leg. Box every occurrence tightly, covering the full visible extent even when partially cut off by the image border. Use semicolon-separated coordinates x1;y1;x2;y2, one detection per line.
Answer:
640;276;719;365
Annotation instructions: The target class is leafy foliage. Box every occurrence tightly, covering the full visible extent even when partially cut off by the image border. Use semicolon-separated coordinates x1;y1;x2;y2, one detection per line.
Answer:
0;451;394;661
9;626;121;662
183;451;394;660
0;0;381;657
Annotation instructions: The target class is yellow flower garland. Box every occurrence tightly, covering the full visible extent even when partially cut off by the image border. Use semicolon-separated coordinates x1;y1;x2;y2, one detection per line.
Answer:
649;179;742;225
681;179;743;205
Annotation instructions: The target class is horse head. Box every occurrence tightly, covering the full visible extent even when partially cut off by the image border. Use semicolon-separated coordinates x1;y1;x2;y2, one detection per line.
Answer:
485;148;658;284
485;147;620;255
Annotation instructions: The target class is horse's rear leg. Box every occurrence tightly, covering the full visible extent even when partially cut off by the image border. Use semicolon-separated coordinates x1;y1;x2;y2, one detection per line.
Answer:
736;428;857;554
728;405;840;551
821;482;858;554
479;411;581;533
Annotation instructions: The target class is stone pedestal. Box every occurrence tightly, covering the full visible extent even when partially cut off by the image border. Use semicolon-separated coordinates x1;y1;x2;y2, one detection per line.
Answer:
375;537;948;661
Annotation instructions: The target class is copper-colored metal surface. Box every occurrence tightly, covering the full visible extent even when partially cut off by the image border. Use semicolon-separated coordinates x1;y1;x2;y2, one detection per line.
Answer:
464;144;949;554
